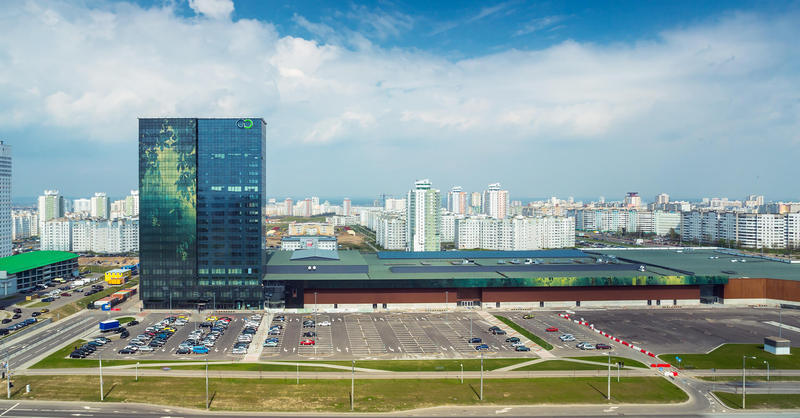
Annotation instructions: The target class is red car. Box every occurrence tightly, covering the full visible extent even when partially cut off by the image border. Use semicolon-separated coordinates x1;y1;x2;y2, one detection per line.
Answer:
545;327;559;332
300;339;315;346
60;292;71;297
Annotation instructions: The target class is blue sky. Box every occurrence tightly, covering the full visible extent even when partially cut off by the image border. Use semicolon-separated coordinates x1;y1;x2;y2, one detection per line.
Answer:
1;0;799;204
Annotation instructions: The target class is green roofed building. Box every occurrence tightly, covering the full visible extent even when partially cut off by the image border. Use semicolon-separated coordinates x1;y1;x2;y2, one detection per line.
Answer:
0;251;79;296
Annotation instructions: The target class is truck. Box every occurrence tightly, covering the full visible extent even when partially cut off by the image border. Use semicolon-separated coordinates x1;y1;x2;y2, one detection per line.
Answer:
99;319;120;332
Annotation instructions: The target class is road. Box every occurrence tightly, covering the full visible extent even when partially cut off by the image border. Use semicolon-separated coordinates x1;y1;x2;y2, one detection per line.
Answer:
0;399;796;417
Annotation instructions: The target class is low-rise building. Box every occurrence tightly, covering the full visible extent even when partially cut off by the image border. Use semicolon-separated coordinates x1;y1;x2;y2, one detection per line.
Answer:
280;236;338;251
104;268;132;285
0;250;79;295
287;222;334;236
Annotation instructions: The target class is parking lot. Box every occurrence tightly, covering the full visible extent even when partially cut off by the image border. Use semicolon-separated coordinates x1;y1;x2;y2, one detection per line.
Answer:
259;312;536;360
84;312;260;361
502;307;800;356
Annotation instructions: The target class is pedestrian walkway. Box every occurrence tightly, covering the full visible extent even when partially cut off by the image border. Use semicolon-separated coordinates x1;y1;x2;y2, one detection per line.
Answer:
476;310;556;359
243;313;272;362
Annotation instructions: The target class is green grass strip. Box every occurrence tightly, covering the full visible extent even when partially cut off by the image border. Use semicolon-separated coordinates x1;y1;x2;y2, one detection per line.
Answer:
494;315;553;350
714;391;800;409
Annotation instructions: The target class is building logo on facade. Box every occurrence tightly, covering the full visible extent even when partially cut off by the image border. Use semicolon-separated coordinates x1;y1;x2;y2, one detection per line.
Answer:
236;119;253;129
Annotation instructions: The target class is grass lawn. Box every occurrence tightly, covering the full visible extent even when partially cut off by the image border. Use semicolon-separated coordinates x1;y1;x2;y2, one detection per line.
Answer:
12;376;687;412
568;356;648;369
80;266;116;273
27;301;52;308
714;392;800;409
307;358;532;372
662;344;800;370
516;360;610;371
494;315;554;350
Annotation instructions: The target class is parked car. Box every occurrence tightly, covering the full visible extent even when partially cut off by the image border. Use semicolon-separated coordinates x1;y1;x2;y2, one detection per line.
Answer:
505;337;520;343
318;321;331;326
468;337;482;344
595;343;612;350
11;314;20;320
299;339;315;346
30;311;40;317
192;345;209;354
515;345;531;352
522;314;535;319
1;319;11;324
545;327;559;332
559;334;576;342
12;308;21;314
475;344;490;351
492;329;507;335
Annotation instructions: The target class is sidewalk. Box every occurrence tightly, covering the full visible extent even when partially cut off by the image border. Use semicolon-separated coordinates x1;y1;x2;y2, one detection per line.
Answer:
243;313;272;362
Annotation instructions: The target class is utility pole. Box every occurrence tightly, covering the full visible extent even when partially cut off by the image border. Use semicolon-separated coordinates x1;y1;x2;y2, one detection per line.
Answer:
205;357;209;410
480;352;484;401
743;356;755;409
351;360;355;411
779;304;782;339
99;355;104;401
470;317;473;341
606;352;611;401
460;363;463;384
136;361;139;381
764;360;770;382
296;363;299;384
617;361;620;383
6;350;10;399
314;291;317;358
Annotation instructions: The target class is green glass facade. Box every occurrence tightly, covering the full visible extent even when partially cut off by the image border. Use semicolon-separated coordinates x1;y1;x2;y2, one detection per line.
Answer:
139;118;265;309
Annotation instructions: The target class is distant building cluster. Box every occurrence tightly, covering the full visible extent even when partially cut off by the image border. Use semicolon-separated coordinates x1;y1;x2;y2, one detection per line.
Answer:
570;208;681;236
264;197;351;217
361;180;575;251
26;189;140;254
41;217;139;253
681;211;800;249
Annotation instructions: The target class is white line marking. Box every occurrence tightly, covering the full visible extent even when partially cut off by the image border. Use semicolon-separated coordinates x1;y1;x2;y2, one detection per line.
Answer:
0;403;19;417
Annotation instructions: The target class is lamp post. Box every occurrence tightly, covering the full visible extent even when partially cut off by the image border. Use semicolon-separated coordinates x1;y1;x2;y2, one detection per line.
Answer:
606;352;611;401
99;354;104;401
480;351;484;401
743;355;756;409
763;360;770;382
205;357;209;410
136;361;139;382
460;363;463;384
351;360;355;411
779;304;782;339
6;350;10;399
314;291;317;358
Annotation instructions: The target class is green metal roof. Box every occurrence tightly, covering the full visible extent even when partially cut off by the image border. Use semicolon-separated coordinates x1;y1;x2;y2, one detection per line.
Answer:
592;249;800;281
0;251;79;275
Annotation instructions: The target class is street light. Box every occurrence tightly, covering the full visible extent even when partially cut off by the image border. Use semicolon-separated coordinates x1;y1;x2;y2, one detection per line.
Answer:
763;360;770;382
606;352;611;401
743;355;756;409
99;354;104;401
205;357;209;410
460;363;463;384
480;351;484;401
351;360;355;411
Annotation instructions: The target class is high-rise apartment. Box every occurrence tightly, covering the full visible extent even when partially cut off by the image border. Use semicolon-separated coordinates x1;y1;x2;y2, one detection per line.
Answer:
0;142;10;257
482;183;509;219
447;186;467;215
406;179;441;251
125;190;139;217
343;198;351;216
38;190;65;235
139;118;265;309
91;193;110;219
284;198;293;216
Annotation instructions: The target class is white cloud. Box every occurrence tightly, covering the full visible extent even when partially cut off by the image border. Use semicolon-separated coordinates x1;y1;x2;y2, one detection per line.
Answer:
514;15;566;36
188;0;234;20
0;1;797;175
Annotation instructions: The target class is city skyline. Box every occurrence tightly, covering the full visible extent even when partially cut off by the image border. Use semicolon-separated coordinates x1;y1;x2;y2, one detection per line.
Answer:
1;0;799;200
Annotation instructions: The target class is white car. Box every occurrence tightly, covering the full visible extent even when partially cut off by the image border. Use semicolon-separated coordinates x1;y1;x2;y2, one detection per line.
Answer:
232;347;247;354
559;334;575;342
318;321;331;327
512;341;525;347
138;346;154;352
263;341;278;347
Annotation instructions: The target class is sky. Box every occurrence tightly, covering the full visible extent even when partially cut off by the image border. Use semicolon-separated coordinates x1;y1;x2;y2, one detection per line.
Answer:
1;0;799;204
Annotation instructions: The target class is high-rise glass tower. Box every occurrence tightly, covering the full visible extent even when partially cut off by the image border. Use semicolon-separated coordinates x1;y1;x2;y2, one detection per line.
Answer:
139;118;266;309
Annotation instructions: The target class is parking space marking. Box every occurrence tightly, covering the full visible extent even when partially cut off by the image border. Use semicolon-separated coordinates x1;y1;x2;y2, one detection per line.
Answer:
344;314;386;356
